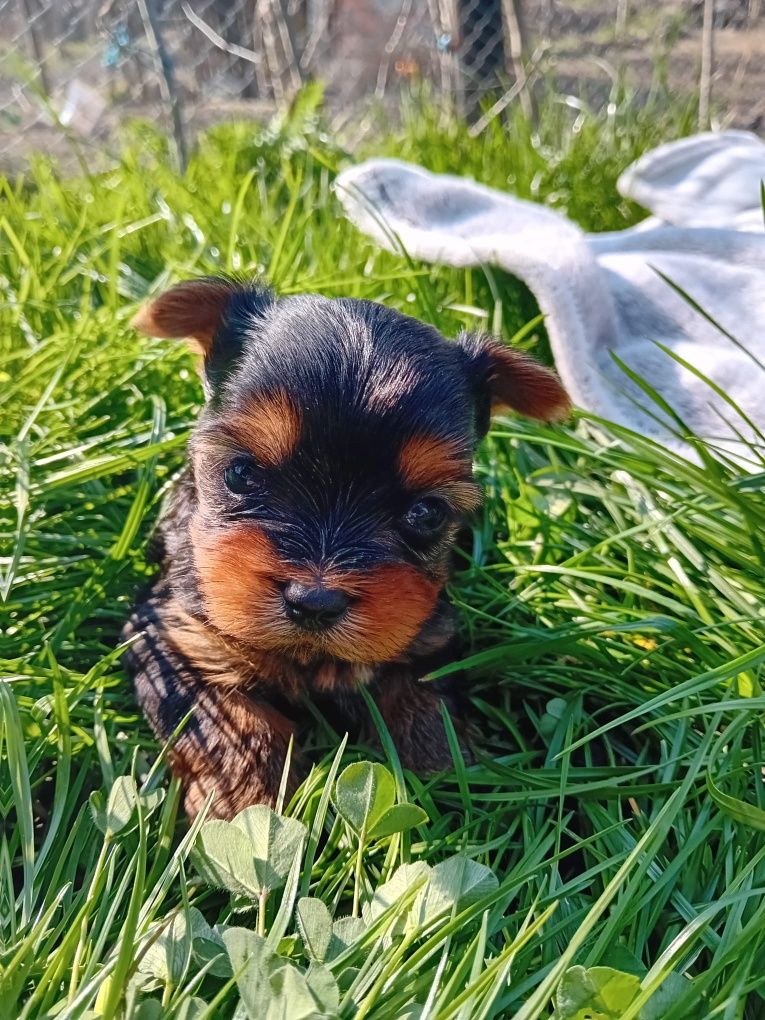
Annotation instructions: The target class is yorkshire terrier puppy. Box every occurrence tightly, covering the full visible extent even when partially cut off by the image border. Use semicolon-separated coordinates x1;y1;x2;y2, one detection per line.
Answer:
123;278;570;819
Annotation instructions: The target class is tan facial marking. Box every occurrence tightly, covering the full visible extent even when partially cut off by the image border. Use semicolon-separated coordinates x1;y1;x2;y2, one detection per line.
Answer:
437;480;482;515
397;435;471;490
323;564;441;662
192;522;289;646
221;390;302;467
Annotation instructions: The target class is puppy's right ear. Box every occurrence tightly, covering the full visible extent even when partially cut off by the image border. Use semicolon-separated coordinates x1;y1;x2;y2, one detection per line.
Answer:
456;331;571;437
132;277;275;394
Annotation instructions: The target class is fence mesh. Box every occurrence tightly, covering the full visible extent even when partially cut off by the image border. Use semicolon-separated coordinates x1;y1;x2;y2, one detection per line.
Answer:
2;0;765;170
1;0;538;168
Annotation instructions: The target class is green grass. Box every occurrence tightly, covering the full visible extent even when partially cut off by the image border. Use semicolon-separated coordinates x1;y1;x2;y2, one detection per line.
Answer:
3;88;765;1018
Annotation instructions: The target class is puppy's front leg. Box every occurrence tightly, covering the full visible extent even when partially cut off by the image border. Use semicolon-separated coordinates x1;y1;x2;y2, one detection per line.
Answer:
123;590;297;820
374;675;463;774
173;688;295;820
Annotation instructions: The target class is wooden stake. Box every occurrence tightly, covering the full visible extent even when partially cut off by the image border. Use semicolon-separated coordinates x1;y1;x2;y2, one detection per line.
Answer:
18;0;52;99
136;0;188;172
699;0;715;130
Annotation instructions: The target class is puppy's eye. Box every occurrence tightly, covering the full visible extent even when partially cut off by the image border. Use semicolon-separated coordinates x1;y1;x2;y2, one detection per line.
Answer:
223;456;260;494
401;497;447;539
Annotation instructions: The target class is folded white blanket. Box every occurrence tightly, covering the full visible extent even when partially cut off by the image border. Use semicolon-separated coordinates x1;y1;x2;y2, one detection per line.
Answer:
618;130;765;233
335;132;765;465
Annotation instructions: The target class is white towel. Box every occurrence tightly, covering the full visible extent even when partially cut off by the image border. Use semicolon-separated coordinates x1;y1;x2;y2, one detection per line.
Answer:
618;130;765;233
335;132;765;465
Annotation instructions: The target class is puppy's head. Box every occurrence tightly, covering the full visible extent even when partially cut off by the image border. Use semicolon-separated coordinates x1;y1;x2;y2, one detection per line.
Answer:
134;278;570;663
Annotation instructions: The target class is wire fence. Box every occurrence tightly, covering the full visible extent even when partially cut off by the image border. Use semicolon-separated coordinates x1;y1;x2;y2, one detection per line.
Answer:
1;0;538;169
2;0;764;170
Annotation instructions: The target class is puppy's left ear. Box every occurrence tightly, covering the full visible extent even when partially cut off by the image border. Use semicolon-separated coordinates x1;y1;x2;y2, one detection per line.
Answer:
456;332;571;435
132;277;275;395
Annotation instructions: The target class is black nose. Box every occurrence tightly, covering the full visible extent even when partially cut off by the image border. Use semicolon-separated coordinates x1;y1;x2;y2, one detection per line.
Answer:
282;582;349;631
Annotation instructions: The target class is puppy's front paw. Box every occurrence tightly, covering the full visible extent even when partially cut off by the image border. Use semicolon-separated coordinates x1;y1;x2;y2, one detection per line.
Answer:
181;764;280;820
178;741;306;821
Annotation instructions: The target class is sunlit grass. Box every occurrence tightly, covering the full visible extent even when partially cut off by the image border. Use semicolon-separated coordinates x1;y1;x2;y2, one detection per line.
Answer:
2;89;764;1018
